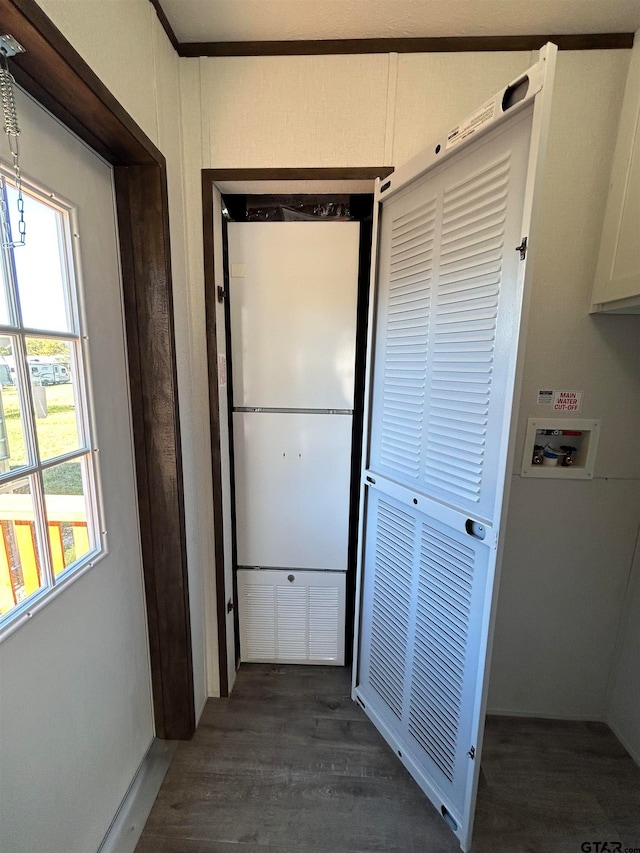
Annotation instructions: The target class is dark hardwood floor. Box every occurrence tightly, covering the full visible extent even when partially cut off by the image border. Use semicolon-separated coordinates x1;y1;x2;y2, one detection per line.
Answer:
136;665;640;853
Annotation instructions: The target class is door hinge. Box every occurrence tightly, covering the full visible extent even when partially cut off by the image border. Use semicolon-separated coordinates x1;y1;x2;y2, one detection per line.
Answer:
217;285;226;303
468;746;476;760
515;236;528;260
227;598;234;613
0;35;25;57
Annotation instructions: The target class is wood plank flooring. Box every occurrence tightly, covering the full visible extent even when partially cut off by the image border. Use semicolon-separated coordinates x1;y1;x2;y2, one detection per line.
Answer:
136;665;640;853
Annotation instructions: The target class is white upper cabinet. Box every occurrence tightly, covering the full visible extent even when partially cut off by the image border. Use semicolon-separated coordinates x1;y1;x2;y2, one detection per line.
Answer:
592;35;640;313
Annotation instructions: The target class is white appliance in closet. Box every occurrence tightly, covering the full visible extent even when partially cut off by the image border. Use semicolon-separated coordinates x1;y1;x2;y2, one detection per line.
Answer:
229;220;360;665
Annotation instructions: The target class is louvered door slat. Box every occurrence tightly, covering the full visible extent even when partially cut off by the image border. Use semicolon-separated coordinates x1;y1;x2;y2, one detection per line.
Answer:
366;498;414;720
238;569;345;664
277;585;308;660
357;486;489;804
372;197;437;480
309;587;340;660
408;525;476;783
421;149;521;511
242;584;277;660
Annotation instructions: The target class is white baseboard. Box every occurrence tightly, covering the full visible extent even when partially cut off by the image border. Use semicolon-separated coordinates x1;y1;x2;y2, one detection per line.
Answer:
196;693;208;726
486;709;639;766
486;707;604;722
607;718;640;768
98;738;177;853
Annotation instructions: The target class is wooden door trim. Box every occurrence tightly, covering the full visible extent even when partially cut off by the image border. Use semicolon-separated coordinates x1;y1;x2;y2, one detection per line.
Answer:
0;0;194;739
204;167;394;183
202;173;230;695
202;171;390;687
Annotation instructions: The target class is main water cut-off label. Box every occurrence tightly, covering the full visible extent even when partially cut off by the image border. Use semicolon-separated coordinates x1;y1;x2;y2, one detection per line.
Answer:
552;390;583;412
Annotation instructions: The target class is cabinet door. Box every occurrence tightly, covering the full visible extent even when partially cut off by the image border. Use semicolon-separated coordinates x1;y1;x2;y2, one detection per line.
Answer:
592;40;640;312
353;46;556;851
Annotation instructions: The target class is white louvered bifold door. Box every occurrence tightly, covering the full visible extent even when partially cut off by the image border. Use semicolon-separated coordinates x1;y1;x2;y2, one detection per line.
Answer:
354;48;555;852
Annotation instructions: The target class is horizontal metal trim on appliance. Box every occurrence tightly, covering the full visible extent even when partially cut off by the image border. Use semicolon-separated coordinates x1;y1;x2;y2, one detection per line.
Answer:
233;407;353;415
237;565;347;573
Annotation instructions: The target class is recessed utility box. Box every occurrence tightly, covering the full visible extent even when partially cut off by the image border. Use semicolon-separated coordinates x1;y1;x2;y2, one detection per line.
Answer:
521;418;601;479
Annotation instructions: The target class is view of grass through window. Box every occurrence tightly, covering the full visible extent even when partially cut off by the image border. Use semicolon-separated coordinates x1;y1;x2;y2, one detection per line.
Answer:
1;384;83;496
0;177;98;623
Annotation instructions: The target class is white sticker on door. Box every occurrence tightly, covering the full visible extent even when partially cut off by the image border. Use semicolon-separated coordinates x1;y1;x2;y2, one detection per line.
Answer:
218;353;227;386
447;99;497;149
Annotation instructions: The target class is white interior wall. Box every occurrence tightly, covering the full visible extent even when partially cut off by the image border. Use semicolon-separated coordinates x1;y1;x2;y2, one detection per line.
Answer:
178;57;221;698
37;0;159;144
604;32;640;764
37;0;212;714
608;530;640;763
391;51;533;163
0;87;154;852
488;49;640;718
0;2;213;847
200;53;390;167
195;47;639;722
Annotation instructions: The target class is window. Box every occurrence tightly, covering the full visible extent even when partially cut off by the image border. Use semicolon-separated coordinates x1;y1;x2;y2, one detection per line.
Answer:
0;169;103;632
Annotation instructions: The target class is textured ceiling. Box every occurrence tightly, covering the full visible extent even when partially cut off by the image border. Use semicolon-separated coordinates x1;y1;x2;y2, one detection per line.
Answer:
161;0;640;44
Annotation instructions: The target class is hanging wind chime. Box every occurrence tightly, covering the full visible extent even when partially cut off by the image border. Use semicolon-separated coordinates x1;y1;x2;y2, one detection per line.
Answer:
0;33;26;248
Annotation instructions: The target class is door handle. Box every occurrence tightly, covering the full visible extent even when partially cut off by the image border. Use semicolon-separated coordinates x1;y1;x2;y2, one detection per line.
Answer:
465;519;487;540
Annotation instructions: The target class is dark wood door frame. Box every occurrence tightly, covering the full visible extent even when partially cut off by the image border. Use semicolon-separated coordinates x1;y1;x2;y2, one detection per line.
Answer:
0;0;194;739
202;168;392;693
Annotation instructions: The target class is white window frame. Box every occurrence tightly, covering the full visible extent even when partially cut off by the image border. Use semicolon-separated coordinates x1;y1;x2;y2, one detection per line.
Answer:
0;164;106;640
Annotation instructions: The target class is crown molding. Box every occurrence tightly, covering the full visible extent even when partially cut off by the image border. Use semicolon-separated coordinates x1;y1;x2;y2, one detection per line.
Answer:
147;5;634;58
149;0;179;51
176;33;635;57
